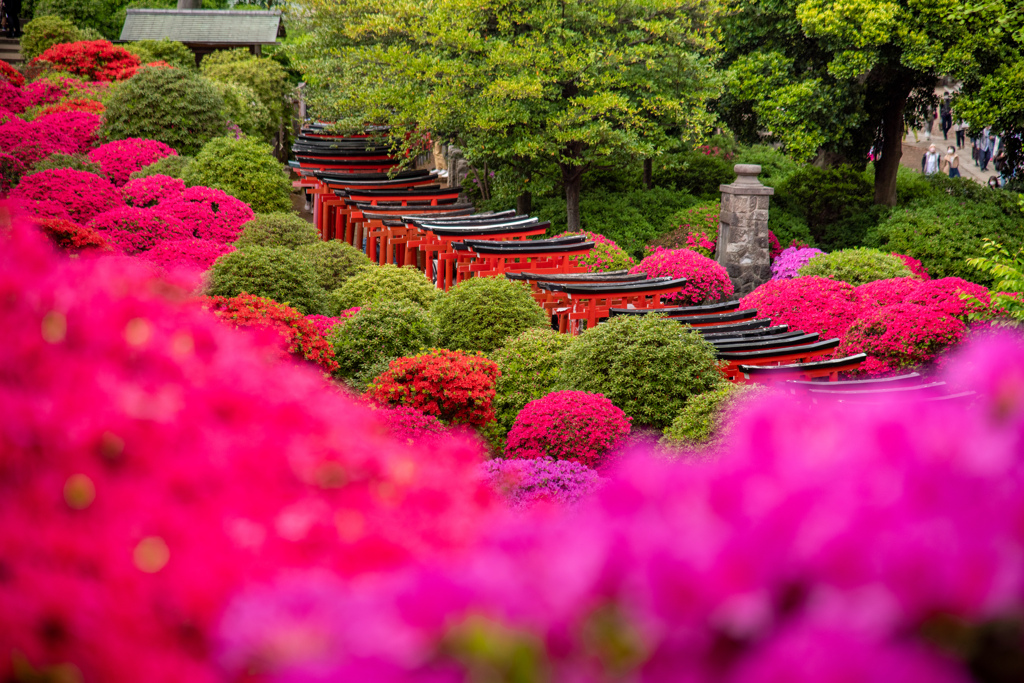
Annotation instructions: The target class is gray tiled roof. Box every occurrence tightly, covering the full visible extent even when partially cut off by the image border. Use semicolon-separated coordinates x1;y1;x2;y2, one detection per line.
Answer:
120;9;283;44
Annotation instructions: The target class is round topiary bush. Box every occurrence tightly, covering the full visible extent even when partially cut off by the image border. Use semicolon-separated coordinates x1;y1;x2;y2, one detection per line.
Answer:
433;277;548;353
329;264;439;314
205;246;330;315
234;212;319;250
329;300;438;380
564;231;636;272
199;50;291;142
555;314;724;429
9;168;123;223
367;348;500;427
88;206;192;254
837;303;968;376
121;174;185;208
740;276;864;343
798;247;912;285
141;238;235;273
161;186;255;243
491;328;575;436
182;136;291;214
481;458;605;510
505;390;631;469
296;240;374;292
20;16;80;61
87;138;177;186
121;39;196;71
629;247;734;305
101;68;225;156
210;81;273;141
659;384;769;457
770;246;825;280
30;40;140;82
130;154;192;180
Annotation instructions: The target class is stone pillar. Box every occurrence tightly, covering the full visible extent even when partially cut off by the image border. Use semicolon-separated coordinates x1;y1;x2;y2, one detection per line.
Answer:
716;164;774;298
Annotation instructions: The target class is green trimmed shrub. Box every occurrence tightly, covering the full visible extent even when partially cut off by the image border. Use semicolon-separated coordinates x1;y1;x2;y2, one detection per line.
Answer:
205;246;329;315
25;153;105;179
659;384;769;455
491;328;575;436
32;0;123;39
200;50;291;144
865;195;1024;285
183;136;291;213
211;81;273;140
21;16;80;61
130;154;192;180
774;165;880;251
102;68;225;156
295;240;373;292
329;300;438;380
734;145;801;184
433;277;548;353
555;314;724;429
122;39;195;70
234;213;318;250
346;355;399;395
768;208;815;248
798;248;912;285
328;264;439;314
654;150;736;200
73;27;104;41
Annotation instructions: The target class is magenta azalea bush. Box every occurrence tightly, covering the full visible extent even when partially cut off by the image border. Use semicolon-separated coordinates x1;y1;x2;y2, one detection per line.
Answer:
741;276;863;343
894;252;931;279
0;80;26;113
302;314;341;337
482;457;605;509
375;405;449;445
122;174;186;208
857;277;926;308
88;206;192;254
565;231;636;272
505;390;631;469
162;186;255;243
140;238;236;272
218;333;1024;682
0;111;101;168
13;198;73;222
10;168;123;223
630;247;733;305
770;246;825;280
22;80;66;108
838;302;968;376
88;138;178;186
905;277;991;321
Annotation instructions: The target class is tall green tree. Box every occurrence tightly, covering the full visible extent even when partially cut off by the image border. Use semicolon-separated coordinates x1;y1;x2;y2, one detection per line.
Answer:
719;0;1020;205
291;0;722;230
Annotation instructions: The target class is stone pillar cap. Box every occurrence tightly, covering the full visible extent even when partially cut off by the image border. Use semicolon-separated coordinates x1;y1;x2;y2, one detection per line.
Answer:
720;164;774;195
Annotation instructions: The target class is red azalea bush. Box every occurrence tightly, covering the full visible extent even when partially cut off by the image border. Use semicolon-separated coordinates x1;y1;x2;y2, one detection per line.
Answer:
35;217;113;253
630;247;734;305
0;80;27;113
162;186;255;243
22;80;65;107
30;40;141;82
894;252;931;279
505;390;631;469
88;206;192;254
141;238;235;273
38;98;105;116
88;138;178;186
374;405;449;445
0;215;493;683
367;349;500;427
904;277;991;321
0;61;24;87
204;293;339;373
0;152;26;194
122;174;186;207
857;277;925;308
769;229;782;259
10;168;123;223
740;276;864;343
838;303;968;376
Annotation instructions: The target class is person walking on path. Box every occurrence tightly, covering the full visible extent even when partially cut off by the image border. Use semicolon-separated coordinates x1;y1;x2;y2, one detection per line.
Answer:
942;145;961;178
922;144;941;175
955;120;966;148
978;128;994;171
940;96;953;140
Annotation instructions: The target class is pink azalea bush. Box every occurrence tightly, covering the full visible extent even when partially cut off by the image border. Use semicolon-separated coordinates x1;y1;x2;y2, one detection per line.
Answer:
0;152;25;194
770;246;825;280
0;80;27;113
10;168;123;223
33;111;102;154
482;457;605;509
13;198;73;222
139;238;235;272
122;174;186;208
564;231;636;272
630;247;734;305
838;302;968;376
0;111;101;168
893;252;931;279
162;186;255;243
505;390;631;469
88;138;178;186
857;277;926;308
88;206;193;254
741;276;863;343
904;277;991;321
374;405;449;445
217;333;1024;681
22;80;66;108
302;314;341;336
0;212;495;683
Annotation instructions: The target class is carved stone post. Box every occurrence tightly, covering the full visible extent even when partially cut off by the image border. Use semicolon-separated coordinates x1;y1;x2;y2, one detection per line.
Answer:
716;164;774;298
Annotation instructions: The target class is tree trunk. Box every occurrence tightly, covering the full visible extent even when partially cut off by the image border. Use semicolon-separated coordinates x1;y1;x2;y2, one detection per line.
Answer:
643;158;653;189
873;89;910;206
176;0;201;8
516;191;532;215
562;166;583;232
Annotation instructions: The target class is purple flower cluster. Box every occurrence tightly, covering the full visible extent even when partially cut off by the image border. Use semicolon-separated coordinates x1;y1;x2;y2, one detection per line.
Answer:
481;457;605;509
770;246;825;280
